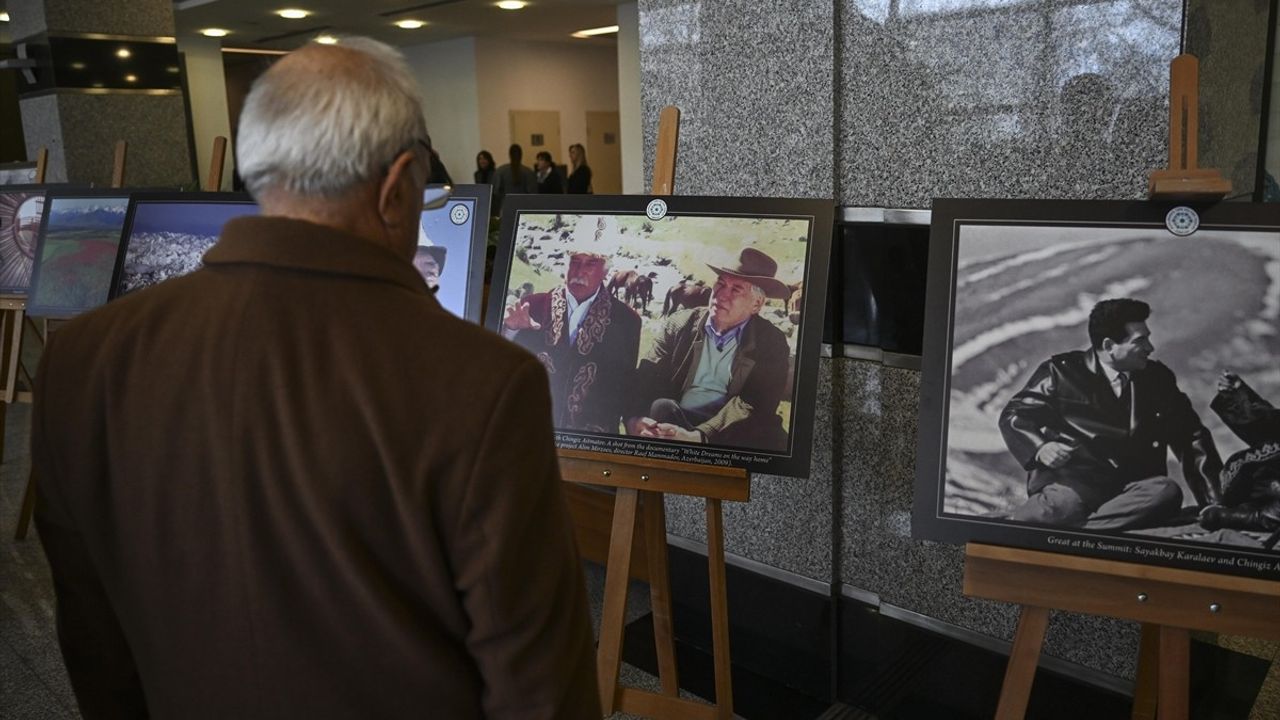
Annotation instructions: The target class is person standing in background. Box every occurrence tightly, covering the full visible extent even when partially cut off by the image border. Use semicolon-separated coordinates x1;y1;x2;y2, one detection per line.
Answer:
535;151;564;194
474;150;495;184
567;143;592;194
492;143;537;213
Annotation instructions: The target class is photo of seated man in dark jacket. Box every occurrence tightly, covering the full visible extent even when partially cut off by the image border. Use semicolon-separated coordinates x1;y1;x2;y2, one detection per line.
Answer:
999;298;1223;530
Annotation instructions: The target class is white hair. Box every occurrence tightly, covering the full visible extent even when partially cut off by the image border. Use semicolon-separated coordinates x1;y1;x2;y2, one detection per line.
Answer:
749;283;766;302
236;37;428;198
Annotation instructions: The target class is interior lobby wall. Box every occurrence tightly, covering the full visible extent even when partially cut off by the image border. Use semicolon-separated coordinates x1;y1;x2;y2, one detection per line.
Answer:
473;37;619;171
402;36;482;186
179;35;234;191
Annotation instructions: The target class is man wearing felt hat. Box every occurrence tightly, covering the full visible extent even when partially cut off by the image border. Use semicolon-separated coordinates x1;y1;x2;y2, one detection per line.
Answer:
626;247;792;451
412;244;446;288
503;216;642;432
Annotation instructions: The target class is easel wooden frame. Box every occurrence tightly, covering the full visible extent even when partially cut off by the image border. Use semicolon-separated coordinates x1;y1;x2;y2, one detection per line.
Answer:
965;543;1280;720
560;105;750;720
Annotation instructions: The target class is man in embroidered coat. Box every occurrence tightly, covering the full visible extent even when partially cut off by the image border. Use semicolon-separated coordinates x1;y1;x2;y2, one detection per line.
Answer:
504;238;642;433
1201;371;1280;534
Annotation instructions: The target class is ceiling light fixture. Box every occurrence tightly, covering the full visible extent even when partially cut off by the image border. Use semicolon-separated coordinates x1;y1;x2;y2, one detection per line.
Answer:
315;35;338;45
0;12;10;22
125;74;138;83
496;1;527;9
394;19;426;29
70;61;87;70
570;24;619;38
115;48;132;58
276;9;310;19
199;28;230;38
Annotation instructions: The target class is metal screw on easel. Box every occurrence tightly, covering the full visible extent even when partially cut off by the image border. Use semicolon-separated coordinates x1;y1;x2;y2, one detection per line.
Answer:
641;475;650;482
602;469;612;478
1209;603;1221;614
1137;593;1149;603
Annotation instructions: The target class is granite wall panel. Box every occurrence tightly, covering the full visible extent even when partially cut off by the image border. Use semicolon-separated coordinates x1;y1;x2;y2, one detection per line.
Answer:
54;93;193;187
8;0;173;40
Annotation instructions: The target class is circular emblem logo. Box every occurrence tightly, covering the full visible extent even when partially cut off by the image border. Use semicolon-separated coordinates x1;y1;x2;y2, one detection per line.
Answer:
449;203;470;225
645;198;668;221
1165;206;1199;237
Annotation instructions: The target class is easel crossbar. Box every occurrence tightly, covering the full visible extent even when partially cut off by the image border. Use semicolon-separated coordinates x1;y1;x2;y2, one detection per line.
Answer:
558;449;749;500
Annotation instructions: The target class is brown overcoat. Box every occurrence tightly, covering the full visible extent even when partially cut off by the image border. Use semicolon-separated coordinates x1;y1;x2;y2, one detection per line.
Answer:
33;216;599;719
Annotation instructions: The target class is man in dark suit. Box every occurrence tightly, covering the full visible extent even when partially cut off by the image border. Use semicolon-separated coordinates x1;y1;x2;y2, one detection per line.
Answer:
1000;298;1222;529
625;248;792;452
34;38;598;719
503;217;641;433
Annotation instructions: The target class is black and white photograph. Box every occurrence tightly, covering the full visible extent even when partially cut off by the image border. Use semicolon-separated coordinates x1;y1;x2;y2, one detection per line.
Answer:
915;199;1280;580
487;195;832;477
112;193;258;298
0;186;48;294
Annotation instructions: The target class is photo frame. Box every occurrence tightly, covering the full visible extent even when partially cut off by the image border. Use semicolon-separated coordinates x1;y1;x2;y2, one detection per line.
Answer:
914;198;1280;580
416;183;491;323
111;192;257;299
486;194;833;478
27;188;134;318
0;184;52;295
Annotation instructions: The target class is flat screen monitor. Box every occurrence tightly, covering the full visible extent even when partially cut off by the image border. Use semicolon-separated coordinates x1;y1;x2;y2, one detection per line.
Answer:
0;185;50;295
27;190;133;318
112;192;257;299
415;184;491;322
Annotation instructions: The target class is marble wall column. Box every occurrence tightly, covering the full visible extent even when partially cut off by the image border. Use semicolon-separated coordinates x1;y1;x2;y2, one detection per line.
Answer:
10;0;194;187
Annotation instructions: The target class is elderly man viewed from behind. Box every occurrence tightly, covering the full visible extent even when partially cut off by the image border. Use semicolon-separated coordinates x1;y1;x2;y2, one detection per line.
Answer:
33;38;598;720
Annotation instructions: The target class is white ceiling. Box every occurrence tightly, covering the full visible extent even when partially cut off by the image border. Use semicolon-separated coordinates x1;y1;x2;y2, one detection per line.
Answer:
173;0;622;50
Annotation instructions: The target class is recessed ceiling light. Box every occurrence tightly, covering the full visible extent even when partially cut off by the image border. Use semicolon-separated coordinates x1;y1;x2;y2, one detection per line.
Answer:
496;1;526;9
125;74;138;83
0;12;10;22
571;24;619;38
116;48;132;59
70;61;87;70
92;82;104;89
277;9;310;19
394;19;426;29
200;28;230;38
166;66;180;73
315;35;338;45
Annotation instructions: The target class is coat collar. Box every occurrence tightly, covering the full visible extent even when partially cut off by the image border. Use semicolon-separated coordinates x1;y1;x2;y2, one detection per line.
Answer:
203;216;430;295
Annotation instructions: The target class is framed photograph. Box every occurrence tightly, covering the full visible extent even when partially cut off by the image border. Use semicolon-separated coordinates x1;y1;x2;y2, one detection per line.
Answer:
914;199;1280;580
487;195;833;478
111;192;258;299
27;189;133;318
0;184;51;295
415;184;491;322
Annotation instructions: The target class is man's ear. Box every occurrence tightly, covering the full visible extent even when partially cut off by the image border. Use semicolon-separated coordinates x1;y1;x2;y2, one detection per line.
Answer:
378;150;418;225
1100;338;1115;355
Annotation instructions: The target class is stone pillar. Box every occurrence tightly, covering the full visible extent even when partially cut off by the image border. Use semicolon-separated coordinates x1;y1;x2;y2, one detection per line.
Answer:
9;0;194;187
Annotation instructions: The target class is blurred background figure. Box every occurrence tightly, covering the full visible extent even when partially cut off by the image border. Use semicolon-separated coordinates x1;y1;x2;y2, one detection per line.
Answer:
492;143;537;213
423;135;452;185
567;143;592;194
474;150;495;184
535;151;564;194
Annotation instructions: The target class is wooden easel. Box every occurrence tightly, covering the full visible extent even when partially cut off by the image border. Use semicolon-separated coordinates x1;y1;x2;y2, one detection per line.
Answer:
206;136;227;191
1147;54;1231;200
560;106;749;719
965;543;1280;720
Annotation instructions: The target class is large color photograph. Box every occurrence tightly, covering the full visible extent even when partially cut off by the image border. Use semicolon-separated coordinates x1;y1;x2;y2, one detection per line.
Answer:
488;195;832;477
114;195;258;298
28;194;130;317
0;187;48;294
914;199;1280;580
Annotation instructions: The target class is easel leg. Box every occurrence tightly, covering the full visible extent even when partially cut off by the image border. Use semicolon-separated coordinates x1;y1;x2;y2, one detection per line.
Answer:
995;605;1050;720
1157;627;1190;720
14;469;35;541
598;487;640;714
706;498;733;719
642;490;679;695
1132;623;1161;720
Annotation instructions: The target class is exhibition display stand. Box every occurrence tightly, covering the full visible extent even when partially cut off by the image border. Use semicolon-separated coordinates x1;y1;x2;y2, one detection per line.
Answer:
559;106;749;720
964;53;1274;720
13;137;228;539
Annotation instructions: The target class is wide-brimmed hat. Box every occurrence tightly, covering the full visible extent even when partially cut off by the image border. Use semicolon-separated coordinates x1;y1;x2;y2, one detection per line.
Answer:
706;248;791;300
415;245;447;272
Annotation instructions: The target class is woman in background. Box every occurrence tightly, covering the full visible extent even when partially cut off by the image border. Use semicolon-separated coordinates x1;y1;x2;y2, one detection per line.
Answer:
567;143;592;194
474;150;495;184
